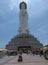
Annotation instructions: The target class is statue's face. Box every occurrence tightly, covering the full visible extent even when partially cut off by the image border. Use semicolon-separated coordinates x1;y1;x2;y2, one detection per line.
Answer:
21;3;25;9
20;2;27;9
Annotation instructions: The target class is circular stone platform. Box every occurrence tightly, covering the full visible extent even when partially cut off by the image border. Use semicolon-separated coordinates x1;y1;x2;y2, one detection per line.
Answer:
6;33;43;51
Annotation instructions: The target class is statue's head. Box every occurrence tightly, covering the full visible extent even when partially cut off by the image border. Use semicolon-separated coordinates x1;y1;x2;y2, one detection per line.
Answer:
19;2;27;9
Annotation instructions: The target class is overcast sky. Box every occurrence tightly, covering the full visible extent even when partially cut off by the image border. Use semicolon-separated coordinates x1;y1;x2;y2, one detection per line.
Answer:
0;0;48;48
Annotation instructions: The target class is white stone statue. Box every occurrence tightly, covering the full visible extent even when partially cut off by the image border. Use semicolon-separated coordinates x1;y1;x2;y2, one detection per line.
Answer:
18;2;29;34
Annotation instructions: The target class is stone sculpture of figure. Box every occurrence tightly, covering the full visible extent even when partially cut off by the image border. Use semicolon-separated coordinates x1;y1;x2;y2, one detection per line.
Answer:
18;2;29;34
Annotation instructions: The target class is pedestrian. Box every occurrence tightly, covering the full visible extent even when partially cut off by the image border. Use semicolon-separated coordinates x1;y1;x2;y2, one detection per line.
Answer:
40;50;43;56
17;50;23;62
18;53;23;62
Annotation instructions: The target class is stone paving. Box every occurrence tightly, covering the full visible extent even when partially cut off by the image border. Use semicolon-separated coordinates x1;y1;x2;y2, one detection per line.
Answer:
0;54;48;65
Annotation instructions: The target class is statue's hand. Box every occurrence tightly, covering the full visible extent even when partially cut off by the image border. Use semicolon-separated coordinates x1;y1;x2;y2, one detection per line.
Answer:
22;11;26;16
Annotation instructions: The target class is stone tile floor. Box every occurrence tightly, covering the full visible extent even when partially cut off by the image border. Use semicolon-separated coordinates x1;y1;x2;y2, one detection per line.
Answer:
0;54;48;65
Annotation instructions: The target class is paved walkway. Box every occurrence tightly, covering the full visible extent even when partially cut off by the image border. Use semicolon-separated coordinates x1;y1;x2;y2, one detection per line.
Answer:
0;54;48;65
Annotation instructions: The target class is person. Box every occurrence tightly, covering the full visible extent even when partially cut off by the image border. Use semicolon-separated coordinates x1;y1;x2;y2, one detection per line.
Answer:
40;50;43;56
30;50;32;55
17;50;23;62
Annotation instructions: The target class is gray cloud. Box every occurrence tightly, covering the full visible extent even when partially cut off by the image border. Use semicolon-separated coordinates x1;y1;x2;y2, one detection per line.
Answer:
28;0;48;18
